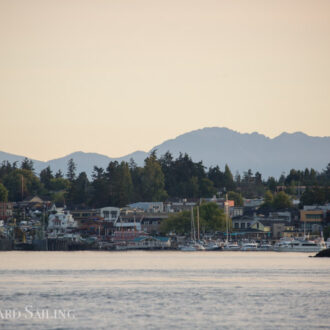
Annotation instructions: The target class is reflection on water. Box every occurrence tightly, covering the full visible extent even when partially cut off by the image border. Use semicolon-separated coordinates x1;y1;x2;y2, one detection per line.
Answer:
0;252;329;329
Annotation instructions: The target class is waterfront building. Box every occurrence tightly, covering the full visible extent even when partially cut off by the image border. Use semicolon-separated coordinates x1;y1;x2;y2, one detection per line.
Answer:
47;210;77;237
128;202;164;213
300;208;324;233
140;214;169;234
99;207;120;222
116;236;171;250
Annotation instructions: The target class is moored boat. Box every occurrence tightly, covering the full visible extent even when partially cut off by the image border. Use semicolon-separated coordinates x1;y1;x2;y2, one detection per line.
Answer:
274;238;326;252
241;242;258;251
223;242;240;251
179;242;205;251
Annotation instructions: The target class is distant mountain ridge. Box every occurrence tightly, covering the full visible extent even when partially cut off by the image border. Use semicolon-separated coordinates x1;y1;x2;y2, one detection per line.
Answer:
1;127;329;178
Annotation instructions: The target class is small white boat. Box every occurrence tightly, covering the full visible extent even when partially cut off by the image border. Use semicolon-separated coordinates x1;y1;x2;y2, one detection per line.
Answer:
241;242;258;251
258;243;273;251
204;242;221;251
179;243;205;251
223;242;240;251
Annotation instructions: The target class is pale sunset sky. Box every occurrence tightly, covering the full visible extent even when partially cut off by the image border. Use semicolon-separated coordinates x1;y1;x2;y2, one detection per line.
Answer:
0;0;329;161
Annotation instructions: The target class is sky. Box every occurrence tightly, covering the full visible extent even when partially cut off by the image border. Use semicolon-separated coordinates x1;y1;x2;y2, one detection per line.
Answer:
0;0;330;161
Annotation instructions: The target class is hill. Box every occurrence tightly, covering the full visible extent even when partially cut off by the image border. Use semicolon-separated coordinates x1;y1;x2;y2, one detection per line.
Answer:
0;127;329;178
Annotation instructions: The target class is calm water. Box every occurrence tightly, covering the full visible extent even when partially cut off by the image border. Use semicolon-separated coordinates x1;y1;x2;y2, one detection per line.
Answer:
0;251;329;329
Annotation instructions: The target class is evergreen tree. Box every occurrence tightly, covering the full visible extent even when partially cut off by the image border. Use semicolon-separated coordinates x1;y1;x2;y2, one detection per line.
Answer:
21;158;34;172
66;158;76;182
223;164;235;191
106;161;133;207
267;177;277;192
40;166;54;190
115;162;134;207
129;158;143;202
208;166;225;191
141;152;167;201
90;167;109;208
67;172;90;206
55;170;64;178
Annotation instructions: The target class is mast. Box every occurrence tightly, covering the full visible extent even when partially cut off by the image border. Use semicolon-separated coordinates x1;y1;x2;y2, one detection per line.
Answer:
197;205;200;241
191;206;196;242
225;194;229;243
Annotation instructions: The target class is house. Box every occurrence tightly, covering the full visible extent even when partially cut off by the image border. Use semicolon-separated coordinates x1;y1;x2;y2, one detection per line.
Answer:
19;196;51;209
48;211;77;237
165;200;197;213
128;202;164;213
140;214;169;234
99;207;120;222
300;208;324;232
70;209;99;222
243;198;264;208
231;216;270;239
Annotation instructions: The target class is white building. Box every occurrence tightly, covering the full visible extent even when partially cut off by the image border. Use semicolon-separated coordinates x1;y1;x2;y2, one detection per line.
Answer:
100;207;120;222
48;211;77;236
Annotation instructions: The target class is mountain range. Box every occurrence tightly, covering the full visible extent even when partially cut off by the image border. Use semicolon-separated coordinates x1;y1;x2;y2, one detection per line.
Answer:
1;127;329;179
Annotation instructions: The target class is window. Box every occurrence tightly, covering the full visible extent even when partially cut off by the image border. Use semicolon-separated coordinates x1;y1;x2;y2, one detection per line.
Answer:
241;223;245;229
306;214;322;220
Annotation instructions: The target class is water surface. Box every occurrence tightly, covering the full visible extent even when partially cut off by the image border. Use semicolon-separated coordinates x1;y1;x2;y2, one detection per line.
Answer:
0;251;329;329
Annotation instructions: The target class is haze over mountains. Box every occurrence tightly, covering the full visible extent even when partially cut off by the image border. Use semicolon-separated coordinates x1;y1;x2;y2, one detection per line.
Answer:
1;127;329;179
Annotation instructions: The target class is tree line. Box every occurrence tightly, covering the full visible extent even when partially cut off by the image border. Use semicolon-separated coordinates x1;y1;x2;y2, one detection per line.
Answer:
0;152;329;209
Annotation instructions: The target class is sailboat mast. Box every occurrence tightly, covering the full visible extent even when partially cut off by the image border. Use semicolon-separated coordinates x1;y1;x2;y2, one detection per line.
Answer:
225;194;229;243
197;206;200;241
191;206;196;241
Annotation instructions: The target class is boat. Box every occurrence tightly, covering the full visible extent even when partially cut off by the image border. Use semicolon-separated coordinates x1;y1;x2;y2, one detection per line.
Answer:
179;207;205;251
203;241;221;251
241;242;258;251
179;242;205;251
222;195;240;251
274;238;326;252
257;243;273;251
326;238;330;249
223;242;240;251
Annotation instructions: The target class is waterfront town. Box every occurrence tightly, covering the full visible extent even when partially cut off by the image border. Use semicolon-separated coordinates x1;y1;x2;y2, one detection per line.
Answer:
0;156;329;252
0;195;329;252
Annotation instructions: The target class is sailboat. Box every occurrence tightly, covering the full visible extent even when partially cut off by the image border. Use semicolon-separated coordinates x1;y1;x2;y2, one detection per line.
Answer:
179;206;205;251
223;194;240;251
